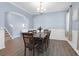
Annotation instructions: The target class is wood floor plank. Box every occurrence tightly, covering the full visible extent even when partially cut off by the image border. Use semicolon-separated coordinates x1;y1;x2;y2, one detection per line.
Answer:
0;31;78;56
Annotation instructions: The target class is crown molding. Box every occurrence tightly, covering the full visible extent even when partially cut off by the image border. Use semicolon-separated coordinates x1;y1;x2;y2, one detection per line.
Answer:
9;2;32;15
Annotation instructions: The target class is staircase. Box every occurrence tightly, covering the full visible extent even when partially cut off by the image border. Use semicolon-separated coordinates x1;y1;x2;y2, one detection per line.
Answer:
5;30;11;42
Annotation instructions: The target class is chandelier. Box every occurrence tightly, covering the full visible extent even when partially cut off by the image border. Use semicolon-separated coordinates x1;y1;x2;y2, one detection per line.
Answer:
37;2;46;13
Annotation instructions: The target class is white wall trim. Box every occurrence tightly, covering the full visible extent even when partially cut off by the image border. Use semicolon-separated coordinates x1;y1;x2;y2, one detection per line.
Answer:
0;27;5;49
51;38;67;41
7;11;26;22
66;39;79;55
4;27;14;39
9;2;32;15
50;29;66;40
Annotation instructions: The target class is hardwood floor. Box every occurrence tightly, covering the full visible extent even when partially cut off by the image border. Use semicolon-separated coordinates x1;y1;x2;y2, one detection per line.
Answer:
0;31;78;56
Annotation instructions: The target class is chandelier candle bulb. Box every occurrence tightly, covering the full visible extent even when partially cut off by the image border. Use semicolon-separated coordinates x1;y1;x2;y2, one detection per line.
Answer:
37;2;46;13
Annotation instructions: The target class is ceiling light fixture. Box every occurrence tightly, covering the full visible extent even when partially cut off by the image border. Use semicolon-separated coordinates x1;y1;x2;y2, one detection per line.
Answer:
37;2;46;14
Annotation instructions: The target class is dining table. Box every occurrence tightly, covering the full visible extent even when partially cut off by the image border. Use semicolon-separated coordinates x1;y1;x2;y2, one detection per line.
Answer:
21;30;49;55
33;32;47;52
33;32;47;39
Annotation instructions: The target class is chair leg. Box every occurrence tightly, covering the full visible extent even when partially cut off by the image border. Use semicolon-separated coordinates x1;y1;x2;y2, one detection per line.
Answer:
47;39;50;48
47;40;48;48
45;43;47;50
33;48;35;56
45;40;47;49
24;47;26;56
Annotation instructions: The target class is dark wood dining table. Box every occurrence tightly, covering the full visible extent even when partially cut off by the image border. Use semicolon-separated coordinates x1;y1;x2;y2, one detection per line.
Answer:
33;32;47;39
33;32;47;52
21;31;47;39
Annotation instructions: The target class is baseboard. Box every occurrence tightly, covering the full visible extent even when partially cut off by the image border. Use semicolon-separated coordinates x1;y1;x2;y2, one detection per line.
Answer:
66;39;79;55
0;45;5;50
50;39;66;41
4;27;14;39
12;33;20;39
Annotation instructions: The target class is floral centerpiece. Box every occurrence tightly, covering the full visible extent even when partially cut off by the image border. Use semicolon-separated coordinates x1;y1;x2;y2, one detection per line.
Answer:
38;26;42;33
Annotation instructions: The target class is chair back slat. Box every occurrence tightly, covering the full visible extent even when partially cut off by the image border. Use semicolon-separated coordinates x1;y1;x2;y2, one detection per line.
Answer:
33;30;37;34
22;32;33;46
44;29;49;34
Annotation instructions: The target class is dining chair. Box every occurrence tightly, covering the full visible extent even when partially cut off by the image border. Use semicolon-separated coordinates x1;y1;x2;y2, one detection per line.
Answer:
44;30;51;49
28;30;33;33
33;36;44;53
47;30;51;48
33;30;37;34
44;29;49;34
22;32;37;56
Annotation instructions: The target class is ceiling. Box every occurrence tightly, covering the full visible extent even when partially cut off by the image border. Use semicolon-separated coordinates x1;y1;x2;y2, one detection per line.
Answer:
11;2;71;15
